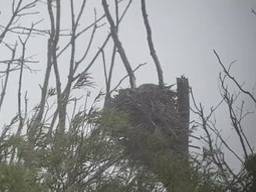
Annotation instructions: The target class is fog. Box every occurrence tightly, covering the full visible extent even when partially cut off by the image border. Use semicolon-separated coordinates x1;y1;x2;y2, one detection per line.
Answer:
0;0;255;171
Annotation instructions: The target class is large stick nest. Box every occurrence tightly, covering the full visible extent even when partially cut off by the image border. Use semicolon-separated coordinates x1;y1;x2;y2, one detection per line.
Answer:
105;84;187;163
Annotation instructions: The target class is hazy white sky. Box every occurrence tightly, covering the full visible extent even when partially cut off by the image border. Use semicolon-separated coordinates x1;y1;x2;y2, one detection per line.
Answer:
116;0;256;156
139;0;256;168
0;0;255;169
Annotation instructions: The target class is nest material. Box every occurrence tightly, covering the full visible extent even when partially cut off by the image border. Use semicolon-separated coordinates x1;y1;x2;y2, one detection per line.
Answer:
107;83;188;162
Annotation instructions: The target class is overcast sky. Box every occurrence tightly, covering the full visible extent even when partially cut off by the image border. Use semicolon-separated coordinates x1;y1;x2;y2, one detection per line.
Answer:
0;0;255;169
142;0;256;168
112;0;256;156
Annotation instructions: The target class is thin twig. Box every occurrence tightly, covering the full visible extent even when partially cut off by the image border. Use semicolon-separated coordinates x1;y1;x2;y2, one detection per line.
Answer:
214;49;256;104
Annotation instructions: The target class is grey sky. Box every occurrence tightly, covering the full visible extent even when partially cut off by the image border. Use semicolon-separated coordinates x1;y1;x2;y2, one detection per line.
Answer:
117;0;256;158
0;0;255;169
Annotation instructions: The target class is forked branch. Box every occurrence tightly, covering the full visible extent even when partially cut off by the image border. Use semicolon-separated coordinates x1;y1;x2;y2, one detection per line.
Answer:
102;0;136;88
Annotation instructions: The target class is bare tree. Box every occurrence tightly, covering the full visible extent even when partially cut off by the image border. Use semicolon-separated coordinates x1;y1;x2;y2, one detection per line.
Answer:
191;50;255;191
0;0;157;191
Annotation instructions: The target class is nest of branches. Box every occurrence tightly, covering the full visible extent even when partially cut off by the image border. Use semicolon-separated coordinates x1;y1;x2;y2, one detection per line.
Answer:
105;83;188;164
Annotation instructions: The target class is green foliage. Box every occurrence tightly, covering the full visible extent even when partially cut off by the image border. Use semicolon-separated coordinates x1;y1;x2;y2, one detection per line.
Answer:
245;154;256;191
0;164;44;192
100;109;226;192
245;154;256;177
0;103;249;192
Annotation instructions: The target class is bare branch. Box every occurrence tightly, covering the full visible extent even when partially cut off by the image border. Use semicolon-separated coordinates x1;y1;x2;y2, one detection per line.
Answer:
0;44;17;111
141;0;164;87
102;0;136;88
110;63;146;93
214;49;256;104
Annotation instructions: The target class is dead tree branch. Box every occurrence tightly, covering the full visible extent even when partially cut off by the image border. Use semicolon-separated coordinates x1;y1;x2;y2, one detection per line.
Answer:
141;0;164;87
214;49;256;104
102;0;136;88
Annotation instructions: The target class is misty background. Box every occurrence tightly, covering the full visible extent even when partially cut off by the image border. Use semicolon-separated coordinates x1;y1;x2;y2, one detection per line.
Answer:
0;0;255;170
